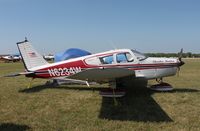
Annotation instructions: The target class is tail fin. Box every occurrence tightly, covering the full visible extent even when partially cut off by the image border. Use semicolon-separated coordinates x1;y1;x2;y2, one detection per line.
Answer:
17;39;49;70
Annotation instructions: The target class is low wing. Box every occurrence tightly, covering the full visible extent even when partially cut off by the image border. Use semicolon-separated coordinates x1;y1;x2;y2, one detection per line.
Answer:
68;67;135;82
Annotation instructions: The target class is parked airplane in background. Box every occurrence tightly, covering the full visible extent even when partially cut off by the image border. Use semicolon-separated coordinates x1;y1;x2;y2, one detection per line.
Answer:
43;54;54;61
5;39;184;97
0;54;21;62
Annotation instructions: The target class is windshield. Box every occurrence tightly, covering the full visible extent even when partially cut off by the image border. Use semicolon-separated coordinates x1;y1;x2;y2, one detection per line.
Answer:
131;49;147;61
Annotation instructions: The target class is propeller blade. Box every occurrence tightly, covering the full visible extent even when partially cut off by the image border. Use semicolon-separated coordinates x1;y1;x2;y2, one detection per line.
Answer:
176;48;185;77
177;48;185;67
178;48;183;61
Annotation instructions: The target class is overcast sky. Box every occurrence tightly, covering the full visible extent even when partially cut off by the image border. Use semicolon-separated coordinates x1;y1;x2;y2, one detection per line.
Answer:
0;0;200;54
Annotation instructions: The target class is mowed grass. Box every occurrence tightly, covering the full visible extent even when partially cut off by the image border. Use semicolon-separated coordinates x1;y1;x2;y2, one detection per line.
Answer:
0;59;200;131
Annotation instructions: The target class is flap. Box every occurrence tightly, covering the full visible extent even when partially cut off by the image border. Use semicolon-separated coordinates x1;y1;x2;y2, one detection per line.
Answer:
68;67;135;82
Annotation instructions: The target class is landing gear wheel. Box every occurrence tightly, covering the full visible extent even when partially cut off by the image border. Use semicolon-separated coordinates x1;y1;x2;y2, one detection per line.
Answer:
150;78;173;91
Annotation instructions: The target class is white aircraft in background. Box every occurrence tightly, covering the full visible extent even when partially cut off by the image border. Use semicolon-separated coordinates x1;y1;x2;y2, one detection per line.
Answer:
0;54;21;62
43;54;54;61
5;39;184;98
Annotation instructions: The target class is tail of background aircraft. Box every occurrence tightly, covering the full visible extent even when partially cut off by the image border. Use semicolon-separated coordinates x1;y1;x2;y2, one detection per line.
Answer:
17;39;49;70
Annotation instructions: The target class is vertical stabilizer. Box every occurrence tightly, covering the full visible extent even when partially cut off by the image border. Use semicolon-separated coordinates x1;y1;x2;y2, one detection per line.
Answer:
17;39;49;70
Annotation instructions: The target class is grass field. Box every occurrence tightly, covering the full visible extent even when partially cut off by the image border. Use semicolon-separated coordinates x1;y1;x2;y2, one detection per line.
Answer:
0;59;200;131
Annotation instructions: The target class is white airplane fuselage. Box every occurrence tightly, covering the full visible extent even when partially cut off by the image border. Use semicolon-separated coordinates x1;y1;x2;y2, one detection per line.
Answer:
1;55;21;62
134;57;178;79
24;48;181;82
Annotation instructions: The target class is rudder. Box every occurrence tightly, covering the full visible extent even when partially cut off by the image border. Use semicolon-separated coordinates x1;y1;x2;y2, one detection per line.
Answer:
17;39;49;70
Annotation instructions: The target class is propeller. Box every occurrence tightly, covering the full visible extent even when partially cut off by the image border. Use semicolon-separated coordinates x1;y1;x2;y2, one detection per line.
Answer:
177;48;185;76
178;48;185;67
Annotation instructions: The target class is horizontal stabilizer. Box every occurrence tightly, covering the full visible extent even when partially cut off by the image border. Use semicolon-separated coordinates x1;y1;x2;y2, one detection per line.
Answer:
3;72;34;77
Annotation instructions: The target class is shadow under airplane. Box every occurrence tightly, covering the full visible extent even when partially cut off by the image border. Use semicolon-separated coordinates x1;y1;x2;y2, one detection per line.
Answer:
0;123;30;131
98;78;172;122
18;79;199;122
18;84;105;93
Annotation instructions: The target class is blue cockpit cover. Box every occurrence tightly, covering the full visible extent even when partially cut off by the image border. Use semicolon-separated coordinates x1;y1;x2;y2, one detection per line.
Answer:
54;48;91;62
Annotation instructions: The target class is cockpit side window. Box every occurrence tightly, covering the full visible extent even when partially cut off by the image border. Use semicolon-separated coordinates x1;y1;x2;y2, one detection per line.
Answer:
116;52;134;63
126;52;134;62
99;55;114;64
131;49;147;61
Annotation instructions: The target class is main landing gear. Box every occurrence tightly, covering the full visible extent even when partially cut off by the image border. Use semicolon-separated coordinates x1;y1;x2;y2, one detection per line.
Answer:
27;78;35;88
150;78;173;91
99;81;126;106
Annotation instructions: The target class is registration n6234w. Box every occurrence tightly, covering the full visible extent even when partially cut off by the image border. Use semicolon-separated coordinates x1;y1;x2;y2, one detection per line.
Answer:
48;67;81;77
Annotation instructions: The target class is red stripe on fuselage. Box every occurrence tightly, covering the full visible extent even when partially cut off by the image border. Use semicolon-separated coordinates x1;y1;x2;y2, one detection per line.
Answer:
33;59;178;78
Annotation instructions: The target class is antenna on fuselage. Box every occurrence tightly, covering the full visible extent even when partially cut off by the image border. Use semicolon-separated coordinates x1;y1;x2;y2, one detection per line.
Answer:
109;40;118;50
25;37;28;41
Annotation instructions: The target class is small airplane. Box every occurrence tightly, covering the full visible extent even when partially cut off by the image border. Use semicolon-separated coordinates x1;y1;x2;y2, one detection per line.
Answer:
5;38;184;97
0;54;21;62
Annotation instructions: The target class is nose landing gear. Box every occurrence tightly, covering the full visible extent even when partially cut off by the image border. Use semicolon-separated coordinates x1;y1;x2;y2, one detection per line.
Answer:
150;78;173;91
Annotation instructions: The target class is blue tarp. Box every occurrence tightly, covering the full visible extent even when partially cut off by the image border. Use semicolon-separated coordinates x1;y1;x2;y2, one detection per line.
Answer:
54;48;91;62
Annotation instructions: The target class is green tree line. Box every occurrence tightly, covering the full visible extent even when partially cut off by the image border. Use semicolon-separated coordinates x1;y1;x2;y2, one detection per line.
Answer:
145;52;200;58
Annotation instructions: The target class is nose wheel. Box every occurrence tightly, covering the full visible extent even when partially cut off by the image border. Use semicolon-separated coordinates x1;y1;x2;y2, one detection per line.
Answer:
156;78;163;84
150;78;173;91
